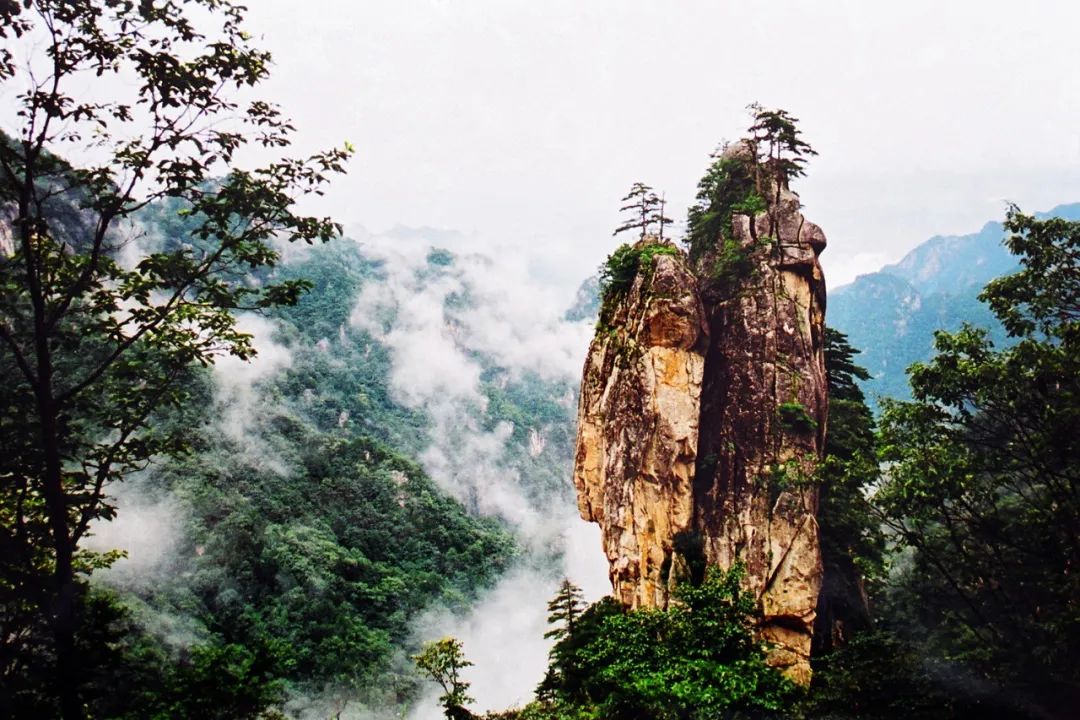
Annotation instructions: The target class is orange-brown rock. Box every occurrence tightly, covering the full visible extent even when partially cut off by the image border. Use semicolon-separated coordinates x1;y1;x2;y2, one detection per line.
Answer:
573;239;707;608
573;178;828;684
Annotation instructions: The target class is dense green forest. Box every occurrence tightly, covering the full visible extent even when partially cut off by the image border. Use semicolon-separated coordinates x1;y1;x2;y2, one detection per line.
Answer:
3;187;581;717
2;2;1079;720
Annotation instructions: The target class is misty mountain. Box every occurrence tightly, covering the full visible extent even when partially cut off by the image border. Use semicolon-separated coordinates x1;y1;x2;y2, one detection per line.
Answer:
88;219;602;718
564;276;600;323
828;202;1080;410
26;184;1080;718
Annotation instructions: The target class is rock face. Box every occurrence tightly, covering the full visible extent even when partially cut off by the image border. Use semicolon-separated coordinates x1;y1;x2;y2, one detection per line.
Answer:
693;182;828;684
575;242;708;608
573;181;828;684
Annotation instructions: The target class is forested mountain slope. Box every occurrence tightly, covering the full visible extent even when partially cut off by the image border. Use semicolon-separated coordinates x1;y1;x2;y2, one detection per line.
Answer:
829;203;1080;409
82;219;596;718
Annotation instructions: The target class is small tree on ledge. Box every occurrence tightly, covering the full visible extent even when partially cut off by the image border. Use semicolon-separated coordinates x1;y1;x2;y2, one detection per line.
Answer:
614;182;672;241
746;103;818;237
747;103;818;189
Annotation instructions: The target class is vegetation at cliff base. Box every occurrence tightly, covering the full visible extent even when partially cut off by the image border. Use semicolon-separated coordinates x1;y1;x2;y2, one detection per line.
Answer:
812;328;884;654
426;567;797;720
538;567;795;720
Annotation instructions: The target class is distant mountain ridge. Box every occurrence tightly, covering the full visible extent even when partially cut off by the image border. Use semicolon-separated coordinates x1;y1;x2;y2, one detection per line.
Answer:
829;202;1080;410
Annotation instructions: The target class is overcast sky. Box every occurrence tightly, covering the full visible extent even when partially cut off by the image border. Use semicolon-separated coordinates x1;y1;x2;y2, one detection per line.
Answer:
241;0;1080;289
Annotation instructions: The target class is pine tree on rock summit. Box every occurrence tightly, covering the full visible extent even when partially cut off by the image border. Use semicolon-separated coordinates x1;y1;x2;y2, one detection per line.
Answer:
614;182;672;240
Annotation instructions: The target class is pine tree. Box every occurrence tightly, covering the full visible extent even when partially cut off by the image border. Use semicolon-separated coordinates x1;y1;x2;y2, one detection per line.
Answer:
655;192;674;242
544;579;586;643
813;328;883;655
614;182;664;240
746;104;817;239
746;103;818;188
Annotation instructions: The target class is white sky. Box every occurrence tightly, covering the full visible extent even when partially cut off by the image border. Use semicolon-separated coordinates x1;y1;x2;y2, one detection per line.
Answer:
244;1;1080;288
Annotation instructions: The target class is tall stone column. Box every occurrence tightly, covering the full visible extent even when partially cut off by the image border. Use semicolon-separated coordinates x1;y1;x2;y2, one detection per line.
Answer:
572;172;828;684
693;183;828;684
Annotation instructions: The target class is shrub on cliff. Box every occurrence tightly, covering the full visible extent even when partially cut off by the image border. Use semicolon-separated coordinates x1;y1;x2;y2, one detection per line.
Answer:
596;242;681;330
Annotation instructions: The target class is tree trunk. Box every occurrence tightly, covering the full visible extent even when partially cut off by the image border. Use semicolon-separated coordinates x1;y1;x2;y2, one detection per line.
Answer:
53;584;82;720
41;407;84;720
29;235;84;718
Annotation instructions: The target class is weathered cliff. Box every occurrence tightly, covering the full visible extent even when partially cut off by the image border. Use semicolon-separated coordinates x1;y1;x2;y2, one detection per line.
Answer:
573;158;828;683
575;241;708;608
693;179;828;684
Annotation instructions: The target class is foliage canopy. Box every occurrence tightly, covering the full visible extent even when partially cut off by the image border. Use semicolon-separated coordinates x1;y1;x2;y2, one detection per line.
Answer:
874;207;1080;715
534;566;795;720
0;1;350;716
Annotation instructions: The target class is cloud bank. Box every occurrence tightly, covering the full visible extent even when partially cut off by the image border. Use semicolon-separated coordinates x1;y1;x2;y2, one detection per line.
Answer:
350;231;608;715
